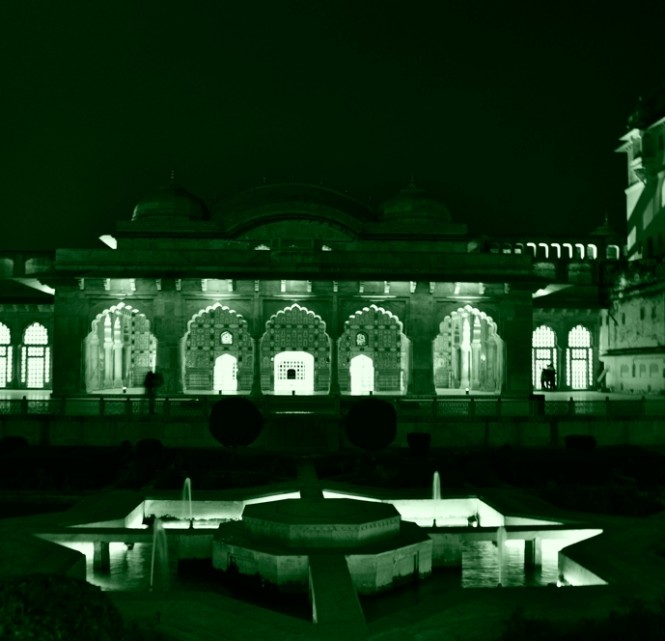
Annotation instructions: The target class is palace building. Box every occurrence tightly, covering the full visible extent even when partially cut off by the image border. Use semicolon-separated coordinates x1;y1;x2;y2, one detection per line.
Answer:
1;174;631;400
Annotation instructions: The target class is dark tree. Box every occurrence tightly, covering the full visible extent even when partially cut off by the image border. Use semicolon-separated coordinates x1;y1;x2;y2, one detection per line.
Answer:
0;573;124;641
209;397;263;451
345;398;397;452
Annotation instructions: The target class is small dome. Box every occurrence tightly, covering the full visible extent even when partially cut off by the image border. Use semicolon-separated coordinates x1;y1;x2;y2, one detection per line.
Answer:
590;215;621;238
132;183;209;222
379;181;452;223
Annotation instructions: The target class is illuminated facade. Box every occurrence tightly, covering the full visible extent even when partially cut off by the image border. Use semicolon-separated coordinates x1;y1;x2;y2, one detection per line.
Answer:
600;94;665;394
0;176;626;397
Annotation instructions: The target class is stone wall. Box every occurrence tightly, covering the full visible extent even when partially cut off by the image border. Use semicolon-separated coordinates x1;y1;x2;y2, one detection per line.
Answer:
4;413;665;449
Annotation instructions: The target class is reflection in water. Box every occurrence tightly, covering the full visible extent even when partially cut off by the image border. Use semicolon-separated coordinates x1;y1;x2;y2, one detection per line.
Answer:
58;537;561;593
462;539;559;588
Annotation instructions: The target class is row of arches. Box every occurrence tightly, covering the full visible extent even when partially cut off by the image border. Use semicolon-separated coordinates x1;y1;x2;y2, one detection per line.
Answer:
0;322;51;389
84;303;505;395
532;325;594;390
488;242;621;260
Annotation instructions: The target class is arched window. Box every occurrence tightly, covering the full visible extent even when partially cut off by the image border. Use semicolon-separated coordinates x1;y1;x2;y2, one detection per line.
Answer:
22;323;50;388
220;331;233;345
567;325;593;390
532;326;557;389
605;245;620;260
0;322;12;388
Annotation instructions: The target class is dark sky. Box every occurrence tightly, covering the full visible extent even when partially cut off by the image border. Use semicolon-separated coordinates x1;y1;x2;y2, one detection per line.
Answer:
2;1;664;249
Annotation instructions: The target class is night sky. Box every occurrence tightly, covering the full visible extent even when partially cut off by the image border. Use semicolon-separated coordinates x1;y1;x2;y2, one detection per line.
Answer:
2;1;664;250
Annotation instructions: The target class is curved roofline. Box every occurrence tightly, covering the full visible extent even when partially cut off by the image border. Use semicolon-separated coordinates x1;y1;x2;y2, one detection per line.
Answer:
212;182;372;238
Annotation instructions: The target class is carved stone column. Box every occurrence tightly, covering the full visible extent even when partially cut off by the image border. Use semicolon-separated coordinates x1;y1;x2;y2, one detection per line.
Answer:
407;282;436;396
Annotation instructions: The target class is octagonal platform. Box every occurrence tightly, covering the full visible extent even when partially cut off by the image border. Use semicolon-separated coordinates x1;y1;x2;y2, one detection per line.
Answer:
242;498;400;548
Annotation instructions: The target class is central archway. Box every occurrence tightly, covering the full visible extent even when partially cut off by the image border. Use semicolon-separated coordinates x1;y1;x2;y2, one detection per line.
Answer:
260;304;330;394
274;351;314;395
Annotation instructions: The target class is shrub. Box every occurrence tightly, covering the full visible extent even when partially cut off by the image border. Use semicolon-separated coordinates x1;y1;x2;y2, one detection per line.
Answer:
0;573;124;641
209;398;263;450
0;435;29;453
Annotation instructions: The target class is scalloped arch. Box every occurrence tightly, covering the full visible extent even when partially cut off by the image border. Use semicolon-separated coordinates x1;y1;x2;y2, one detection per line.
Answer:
266;303;327;331
441;304;498;334
186;303;248;334
346;304;404;332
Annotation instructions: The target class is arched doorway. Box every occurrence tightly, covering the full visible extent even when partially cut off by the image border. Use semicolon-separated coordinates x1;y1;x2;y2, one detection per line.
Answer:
213;354;238;393
433;306;503;393
338;305;408;395
532;325;558;389
350;354;374;395
183;304;253;393
274;351;314;395
260;304;331;394
84;303;156;393
567;325;593;390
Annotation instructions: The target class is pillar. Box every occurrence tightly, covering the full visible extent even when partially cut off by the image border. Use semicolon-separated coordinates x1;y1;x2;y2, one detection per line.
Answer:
251;284;263;396
329;285;340;395
93;541;110;572
251;334;262;395
460;315;471;389
408;282;436;396
501;286;534;396
113;317;123;387
524;538;542;567
154;281;183;396
329;336;340;395
52;279;88;395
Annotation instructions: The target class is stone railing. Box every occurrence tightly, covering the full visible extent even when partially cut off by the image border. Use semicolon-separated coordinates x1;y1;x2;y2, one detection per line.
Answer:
1;394;664;419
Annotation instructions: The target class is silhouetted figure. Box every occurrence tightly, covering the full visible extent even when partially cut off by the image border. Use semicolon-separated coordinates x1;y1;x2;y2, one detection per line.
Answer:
144;370;162;413
541;363;557;390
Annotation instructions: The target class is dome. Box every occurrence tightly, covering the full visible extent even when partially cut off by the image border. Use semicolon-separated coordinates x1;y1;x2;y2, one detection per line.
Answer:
379;181;452;223
590;215;621;238
132;183;209;222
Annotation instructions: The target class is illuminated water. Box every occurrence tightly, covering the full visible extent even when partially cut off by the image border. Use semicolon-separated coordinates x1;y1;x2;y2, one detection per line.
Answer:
59;534;561;592
182;477;193;525
432;471;441;500
149;519;169;591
